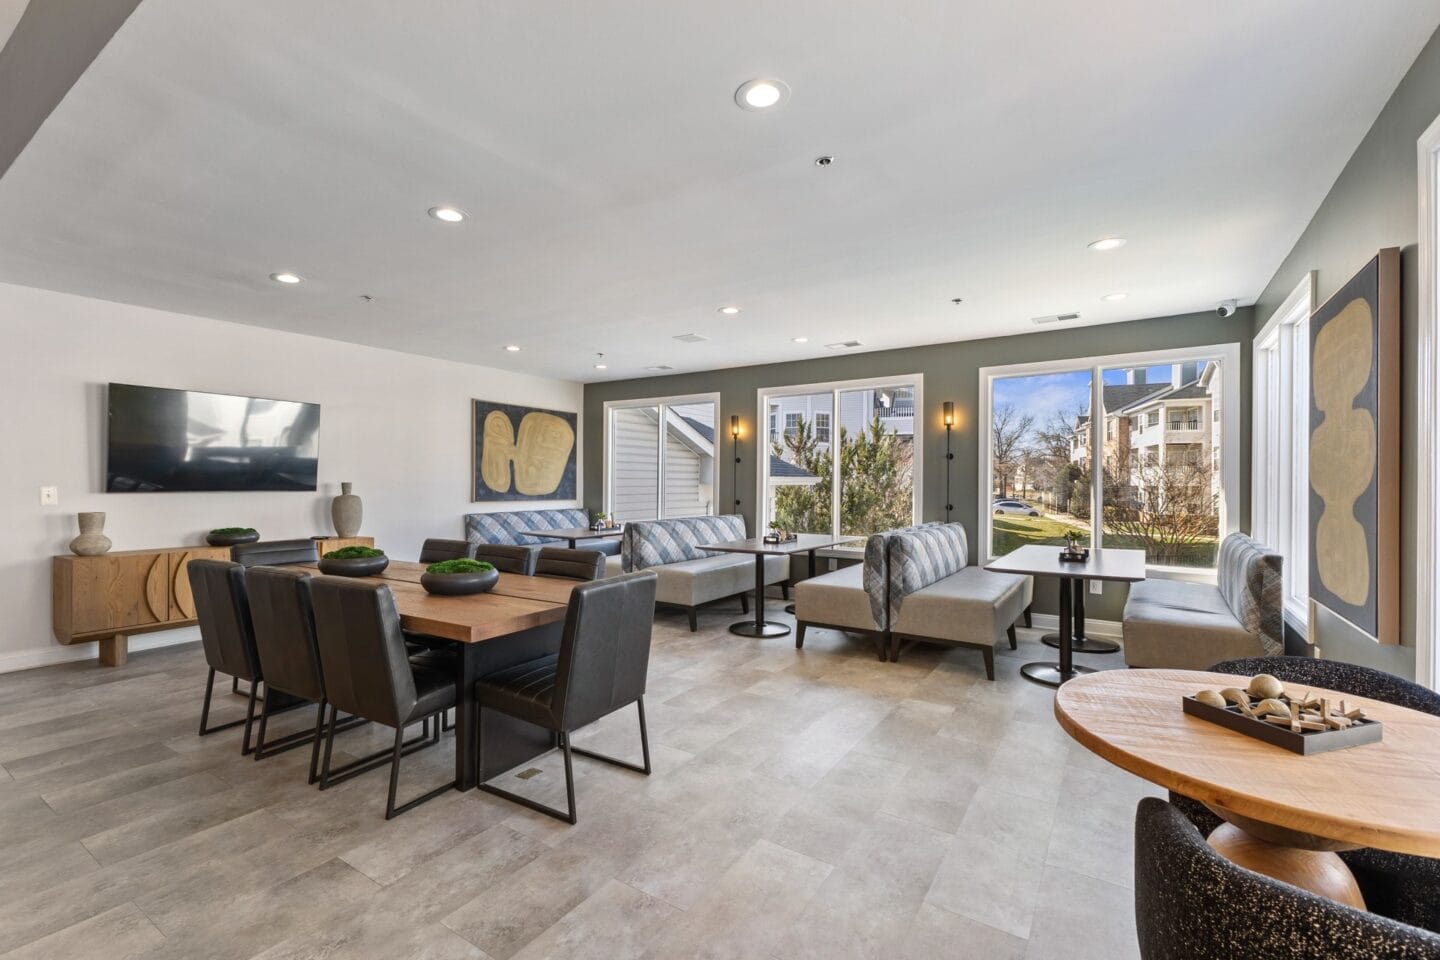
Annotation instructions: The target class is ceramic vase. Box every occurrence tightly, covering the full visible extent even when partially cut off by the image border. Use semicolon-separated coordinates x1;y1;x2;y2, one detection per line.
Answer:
69;512;112;556
331;482;362;537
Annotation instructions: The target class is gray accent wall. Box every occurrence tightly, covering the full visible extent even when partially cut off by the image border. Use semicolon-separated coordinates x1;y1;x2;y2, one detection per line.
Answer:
584;308;1254;623
1252;26;1440;679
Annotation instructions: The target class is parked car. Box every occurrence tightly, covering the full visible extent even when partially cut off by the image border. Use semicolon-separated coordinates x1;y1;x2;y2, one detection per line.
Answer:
993;499;1041;517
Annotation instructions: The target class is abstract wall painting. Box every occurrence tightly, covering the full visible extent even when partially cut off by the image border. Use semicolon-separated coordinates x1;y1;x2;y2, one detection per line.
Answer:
1308;248;1400;644
472;400;577;501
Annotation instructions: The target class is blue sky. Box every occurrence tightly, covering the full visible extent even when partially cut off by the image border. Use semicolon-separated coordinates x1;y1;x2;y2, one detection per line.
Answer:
993;364;1180;436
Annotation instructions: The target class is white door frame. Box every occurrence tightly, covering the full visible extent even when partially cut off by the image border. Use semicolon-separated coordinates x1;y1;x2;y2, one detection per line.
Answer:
1416;111;1440;689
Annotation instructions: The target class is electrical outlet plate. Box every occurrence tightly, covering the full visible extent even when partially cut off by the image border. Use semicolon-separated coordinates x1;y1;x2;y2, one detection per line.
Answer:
39;486;58;506
1090;579;1103;594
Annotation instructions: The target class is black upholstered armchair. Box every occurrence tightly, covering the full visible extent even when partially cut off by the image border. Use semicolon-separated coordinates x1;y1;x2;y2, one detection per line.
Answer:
418;538;476;564
1135;798;1440;958
534;547;606;581
476;570;658;823
188;559;263;753
231;538;320;567
309;576;456;819
1170;655;1440;932
472;544;537;575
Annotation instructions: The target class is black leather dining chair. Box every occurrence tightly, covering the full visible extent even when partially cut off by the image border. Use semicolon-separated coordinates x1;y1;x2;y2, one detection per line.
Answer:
188;559;263;753
1170;655;1440;933
309;576;457;818
245;567;367;781
1134;797;1440;958
534;547;606;581
232;539;320;567
476;570;658;824
419;538;476;564
472;544;536;575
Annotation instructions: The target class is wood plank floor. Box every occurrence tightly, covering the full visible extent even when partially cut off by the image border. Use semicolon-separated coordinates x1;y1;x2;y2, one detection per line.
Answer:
0;605;1156;959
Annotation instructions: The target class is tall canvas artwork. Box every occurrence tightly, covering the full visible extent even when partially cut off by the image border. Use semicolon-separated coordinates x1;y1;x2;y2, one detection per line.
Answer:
472;400;577;501
1308;248;1400;644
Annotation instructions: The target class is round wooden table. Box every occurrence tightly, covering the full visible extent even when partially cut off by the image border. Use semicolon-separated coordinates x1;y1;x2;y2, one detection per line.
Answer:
1055;669;1440;908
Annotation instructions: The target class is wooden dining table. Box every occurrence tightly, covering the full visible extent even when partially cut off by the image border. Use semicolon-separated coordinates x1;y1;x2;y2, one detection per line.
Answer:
1056;669;1440;908
292;560;577;790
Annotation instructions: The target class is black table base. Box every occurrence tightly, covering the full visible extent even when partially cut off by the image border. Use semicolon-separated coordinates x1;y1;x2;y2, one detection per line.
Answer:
730;550;792;639
1039;577;1119;654
1022;576;1093;688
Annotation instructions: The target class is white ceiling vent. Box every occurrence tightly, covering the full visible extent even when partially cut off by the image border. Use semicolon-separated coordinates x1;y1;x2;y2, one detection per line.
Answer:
1032;312;1080;326
825;339;863;350
672;333;709;343
644;364;674;371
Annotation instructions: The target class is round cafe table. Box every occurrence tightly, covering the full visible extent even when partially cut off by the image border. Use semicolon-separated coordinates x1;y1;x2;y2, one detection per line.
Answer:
1055;669;1440;908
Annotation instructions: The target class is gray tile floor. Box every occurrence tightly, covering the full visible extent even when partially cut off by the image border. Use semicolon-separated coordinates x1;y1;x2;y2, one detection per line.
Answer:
0;605;1158;959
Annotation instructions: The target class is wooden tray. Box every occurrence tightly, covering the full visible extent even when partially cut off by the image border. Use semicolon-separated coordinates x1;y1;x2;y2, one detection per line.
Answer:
1182;696;1382;755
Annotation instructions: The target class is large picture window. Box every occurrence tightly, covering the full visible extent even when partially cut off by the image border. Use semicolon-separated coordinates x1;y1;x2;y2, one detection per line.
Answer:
981;345;1239;573
759;376;922;538
604;394;719;522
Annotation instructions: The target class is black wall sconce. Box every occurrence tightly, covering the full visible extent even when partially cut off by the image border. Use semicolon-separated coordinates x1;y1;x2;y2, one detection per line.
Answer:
943;402;955;522
731;415;742;509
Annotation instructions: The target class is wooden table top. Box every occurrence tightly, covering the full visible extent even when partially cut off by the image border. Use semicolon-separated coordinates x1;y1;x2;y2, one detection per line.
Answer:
287;563;571;643
700;534;859;556
985;544;1147;582
518;527;624;541
1055;669;1440;857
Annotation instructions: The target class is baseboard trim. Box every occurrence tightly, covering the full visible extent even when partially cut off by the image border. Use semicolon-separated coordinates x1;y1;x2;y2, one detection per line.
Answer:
1028;613;1123;640
0;629;200;675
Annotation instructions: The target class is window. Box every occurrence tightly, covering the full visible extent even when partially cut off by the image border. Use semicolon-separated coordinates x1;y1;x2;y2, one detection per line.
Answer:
759;376;922;538
1254;274;1313;633
604;394;720;522
1422;111;1440;689
981;344;1240;573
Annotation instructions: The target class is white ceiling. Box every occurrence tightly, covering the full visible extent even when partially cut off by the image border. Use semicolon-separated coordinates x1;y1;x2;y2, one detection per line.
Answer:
0;0;1435;383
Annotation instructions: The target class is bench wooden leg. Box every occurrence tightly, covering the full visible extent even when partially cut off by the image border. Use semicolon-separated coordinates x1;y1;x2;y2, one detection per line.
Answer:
1024;604;1033;629
982;646;995;681
740;592;750;614
686;608;698;632
795;622;807;649
99;634;128;667
1007;624;1017;650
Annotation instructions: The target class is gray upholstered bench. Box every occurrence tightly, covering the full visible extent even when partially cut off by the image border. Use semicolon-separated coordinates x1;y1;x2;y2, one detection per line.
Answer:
463;508;621;570
621;515;787;631
794;522;1030;678
1122;532;1282;669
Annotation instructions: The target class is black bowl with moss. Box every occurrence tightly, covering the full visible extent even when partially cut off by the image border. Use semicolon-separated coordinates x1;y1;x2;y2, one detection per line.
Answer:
206;527;259;547
420;558;499;596
318;545;389;577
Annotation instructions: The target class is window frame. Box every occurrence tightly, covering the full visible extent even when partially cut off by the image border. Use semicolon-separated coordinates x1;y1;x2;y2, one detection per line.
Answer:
602;391;722;521
978;343;1241;579
1253;273;1314;636
756;373;924;538
1416;110;1440;689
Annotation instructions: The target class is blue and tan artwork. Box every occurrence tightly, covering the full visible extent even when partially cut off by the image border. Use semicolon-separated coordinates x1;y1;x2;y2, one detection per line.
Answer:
1308;249;1399;644
473;400;577;501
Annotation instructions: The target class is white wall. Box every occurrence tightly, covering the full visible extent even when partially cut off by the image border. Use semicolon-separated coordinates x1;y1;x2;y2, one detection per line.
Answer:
0;283;583;672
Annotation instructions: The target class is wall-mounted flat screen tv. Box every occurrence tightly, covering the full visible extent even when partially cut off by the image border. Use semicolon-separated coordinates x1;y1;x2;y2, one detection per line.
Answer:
106;383;320;492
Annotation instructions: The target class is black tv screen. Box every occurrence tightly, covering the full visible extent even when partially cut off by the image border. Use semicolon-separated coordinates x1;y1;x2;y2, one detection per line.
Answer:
106;383;320;492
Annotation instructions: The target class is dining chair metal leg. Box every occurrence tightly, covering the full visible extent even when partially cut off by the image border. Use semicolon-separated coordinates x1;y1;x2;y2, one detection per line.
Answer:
308;700;327;784
570;698;652;775
320;712;440;790
318;702;340;789
199;668;251;737
384;713;455;820
240;681;260;755
476;706;579;825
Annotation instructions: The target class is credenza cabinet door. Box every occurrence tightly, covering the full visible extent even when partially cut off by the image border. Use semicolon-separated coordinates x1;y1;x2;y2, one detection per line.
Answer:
167;547;229;621
68;553;169;635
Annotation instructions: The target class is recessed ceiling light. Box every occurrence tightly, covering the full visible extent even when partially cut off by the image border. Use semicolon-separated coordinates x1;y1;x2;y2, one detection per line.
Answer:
814;155;834;167
1087;237;1127;252
593;363;608;370
269;272;302;284
504;345;521;352
428;206;466;223
792;337;808;343
718;305;741;315
1101;292;1128;302
735;78;790;111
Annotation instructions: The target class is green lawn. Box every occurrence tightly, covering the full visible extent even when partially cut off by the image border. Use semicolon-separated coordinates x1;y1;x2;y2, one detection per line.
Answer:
992;514;1218;568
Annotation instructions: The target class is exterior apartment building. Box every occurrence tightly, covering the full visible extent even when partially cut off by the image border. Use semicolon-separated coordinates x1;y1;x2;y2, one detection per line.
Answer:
1071;362;1223;507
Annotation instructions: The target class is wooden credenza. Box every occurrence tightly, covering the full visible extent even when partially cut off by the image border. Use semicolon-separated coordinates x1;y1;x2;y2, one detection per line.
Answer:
53;546;230;666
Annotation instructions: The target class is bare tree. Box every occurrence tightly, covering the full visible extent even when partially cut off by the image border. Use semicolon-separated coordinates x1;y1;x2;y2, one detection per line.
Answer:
1103;457;1219;565
991;403;1035;499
